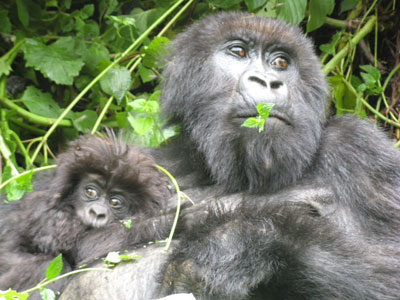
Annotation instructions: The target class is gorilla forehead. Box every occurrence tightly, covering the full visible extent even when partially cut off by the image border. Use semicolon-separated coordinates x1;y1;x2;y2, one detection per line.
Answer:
175;12;315;65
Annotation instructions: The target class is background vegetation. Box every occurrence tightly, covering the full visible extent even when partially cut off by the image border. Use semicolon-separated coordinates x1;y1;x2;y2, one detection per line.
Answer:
0;0;399;199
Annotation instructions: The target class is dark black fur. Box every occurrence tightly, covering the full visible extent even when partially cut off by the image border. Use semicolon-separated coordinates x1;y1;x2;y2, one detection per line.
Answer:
60;11;400;300
0;133;172;296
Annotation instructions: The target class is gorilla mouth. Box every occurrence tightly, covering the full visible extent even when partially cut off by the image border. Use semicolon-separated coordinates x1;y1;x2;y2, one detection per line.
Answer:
234;110;291;126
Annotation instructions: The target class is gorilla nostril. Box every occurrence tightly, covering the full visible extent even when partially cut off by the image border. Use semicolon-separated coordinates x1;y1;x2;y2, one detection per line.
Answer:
248;76;267;87
89;209;106;220
270;80;283;89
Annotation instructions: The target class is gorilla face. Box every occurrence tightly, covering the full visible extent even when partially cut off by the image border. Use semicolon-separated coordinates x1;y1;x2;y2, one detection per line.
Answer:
162;12;329;193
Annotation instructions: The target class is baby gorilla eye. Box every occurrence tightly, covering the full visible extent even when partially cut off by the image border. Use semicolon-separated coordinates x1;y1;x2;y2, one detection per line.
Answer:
229;45;246;58
85;186;98;199
271;56;289;69
109;198;122;208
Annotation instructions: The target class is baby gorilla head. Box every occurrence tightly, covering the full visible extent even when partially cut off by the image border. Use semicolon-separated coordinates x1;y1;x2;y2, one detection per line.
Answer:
53;133;170;228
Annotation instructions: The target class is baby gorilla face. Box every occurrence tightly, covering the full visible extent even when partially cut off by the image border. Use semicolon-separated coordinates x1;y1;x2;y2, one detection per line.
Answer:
74;173;133;228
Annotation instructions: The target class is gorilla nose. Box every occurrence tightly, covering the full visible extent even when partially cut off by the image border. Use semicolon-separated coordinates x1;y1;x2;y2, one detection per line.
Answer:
89;206;109;227
241;71;287;102
247;72;283;90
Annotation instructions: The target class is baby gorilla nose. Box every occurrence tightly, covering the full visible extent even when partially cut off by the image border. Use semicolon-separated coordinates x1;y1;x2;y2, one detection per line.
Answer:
88;205;109;228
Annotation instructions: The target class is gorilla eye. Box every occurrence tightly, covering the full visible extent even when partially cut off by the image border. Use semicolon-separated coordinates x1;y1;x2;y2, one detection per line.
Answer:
109;198;122;208
85;187;98;199
271;57;289;69
229;46;246;58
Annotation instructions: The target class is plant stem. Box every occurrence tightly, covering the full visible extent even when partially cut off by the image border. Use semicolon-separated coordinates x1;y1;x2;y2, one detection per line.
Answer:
323;16;377;75
0;96;72;127
22;267;111;294
155;164;182;252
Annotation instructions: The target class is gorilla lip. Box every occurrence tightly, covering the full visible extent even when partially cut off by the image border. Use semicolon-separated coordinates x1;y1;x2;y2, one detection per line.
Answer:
234;110;291;126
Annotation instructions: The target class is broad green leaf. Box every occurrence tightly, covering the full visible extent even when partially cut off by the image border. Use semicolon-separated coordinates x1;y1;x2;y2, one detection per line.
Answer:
20;86;62;118
39;288;56;300
360;65;381;81
307;0;335;32
142;37;170;69
83;43;110;74
0;59;12;77
72;110;98;132
277;0;307;25
245;0;268;11
116;112;129;127
131;8;164;34
208;0;242;9
149;90;161;102
340;0;359;14
319;31;342;55
139;65;157;83
257;103;275;119
23;39;84;85
81;4;95;19
128;99;159;114
241;117;263;129
128;115;154;136
46;254;64;280
99;66;131;103
256;0;278;18
16;0;29;28
99;0;118;17
78;20;100;38
0;10;11;34
0;289;29;300
3;167;33;202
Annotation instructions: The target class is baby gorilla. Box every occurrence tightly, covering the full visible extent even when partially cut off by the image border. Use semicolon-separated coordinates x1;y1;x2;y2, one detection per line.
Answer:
0;133;171;295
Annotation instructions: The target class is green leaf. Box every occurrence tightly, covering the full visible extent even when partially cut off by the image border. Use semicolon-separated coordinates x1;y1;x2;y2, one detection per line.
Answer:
3;167;33;202
139;65;157;83
20;86;62;118
16;0;29;28
81;4;94;19
340;0;359;14
100;66;131;103
99;0;119;18
307;0;335;32
360;65;381;81
128;99;159;114
23;39;84;85
208;0;242;9
142;37;170;69
123;219;132;228
72;110;98;132
128;115;154;136
83;43;110;74
0;59;12;77
257;103;275;119
39;288;56;300
0;10;12;34
0;289;29;300
245;0;268;11
46;254;64;280
241;117;262;129
277;0;307;24
319;31;342;55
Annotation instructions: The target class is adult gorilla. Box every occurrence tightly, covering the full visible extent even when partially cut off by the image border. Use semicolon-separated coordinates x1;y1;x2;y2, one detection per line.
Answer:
61;12;400;299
